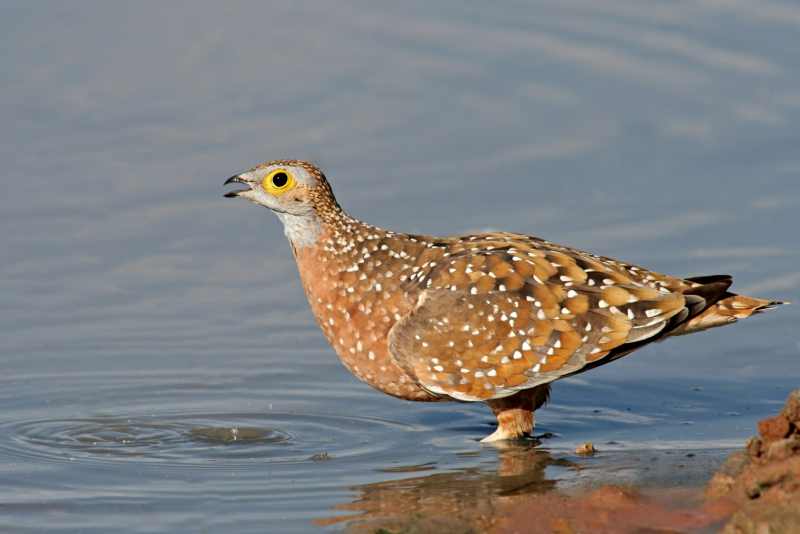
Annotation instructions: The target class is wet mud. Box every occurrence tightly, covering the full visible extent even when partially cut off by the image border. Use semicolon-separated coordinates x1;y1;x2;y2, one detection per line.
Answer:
326;389;800;534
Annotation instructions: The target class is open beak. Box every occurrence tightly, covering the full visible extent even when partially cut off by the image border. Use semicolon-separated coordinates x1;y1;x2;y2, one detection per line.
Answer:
223;174;252;198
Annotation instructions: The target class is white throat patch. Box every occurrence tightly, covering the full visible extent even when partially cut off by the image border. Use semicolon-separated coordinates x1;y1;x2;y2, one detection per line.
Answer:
275;211;322;248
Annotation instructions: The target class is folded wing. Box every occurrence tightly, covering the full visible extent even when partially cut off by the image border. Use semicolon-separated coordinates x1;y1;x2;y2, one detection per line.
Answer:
389;234;689;401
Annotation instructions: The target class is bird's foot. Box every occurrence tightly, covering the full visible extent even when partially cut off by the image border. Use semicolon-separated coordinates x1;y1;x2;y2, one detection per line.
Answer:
480;426;531;443
482;385;548;443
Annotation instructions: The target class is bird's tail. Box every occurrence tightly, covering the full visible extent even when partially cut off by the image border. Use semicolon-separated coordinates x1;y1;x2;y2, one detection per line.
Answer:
671;291;786;336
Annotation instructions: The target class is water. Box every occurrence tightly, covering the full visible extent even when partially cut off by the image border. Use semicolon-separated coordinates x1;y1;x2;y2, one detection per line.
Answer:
2;1;799;532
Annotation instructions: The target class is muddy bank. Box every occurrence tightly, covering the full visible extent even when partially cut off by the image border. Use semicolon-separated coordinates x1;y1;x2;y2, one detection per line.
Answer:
332;390;800;533
706;389;800;533
495;389;800;534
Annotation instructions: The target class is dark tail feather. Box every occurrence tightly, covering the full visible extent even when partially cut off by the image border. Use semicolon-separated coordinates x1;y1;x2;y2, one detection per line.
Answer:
672;274;787;336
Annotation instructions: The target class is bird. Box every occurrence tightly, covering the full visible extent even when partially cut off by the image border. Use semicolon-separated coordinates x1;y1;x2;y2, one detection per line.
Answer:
224;160;785;442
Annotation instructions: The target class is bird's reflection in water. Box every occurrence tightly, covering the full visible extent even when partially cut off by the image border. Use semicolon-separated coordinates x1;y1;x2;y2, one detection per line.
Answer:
316;442;577;532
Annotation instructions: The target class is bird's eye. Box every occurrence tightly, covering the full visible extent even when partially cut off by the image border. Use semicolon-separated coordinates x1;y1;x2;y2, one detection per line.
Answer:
272;172;288;187
262;169;296;195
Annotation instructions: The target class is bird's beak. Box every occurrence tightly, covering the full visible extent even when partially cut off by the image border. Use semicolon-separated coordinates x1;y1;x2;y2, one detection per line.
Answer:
223;174;253;198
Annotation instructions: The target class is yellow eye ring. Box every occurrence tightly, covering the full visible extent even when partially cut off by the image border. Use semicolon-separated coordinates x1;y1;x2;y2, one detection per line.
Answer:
262;168;296;195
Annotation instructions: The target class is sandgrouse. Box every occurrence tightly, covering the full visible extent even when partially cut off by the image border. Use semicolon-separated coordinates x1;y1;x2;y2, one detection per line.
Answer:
225;160;784;442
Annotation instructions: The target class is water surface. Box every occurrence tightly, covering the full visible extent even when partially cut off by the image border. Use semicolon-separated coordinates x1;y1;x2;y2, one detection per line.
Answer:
2;1;799;532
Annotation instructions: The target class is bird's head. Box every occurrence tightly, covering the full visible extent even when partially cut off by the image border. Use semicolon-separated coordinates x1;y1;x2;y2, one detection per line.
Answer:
224;160;342;247
224;160;337;217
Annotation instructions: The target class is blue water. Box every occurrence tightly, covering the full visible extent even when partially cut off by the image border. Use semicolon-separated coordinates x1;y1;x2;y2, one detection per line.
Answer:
2;1;798;532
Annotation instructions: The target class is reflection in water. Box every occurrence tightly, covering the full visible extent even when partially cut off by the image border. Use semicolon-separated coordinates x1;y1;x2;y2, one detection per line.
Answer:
318;444;575;532
318;443;737;533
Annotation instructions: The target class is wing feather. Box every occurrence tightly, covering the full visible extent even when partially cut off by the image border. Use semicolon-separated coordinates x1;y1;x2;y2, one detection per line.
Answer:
390;235;688;401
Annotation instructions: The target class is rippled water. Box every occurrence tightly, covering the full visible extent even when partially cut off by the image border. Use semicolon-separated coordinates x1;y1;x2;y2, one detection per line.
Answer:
0;362;793;532
2;1;799;532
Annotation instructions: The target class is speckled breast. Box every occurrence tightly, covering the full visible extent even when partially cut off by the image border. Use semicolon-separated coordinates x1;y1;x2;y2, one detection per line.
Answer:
292;235;441;401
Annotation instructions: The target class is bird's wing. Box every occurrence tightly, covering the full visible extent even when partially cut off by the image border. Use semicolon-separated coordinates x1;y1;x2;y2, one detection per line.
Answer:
388;234;689;401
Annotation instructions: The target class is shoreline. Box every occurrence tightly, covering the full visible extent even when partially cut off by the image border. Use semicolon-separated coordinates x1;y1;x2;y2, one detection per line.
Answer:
333;389;800;533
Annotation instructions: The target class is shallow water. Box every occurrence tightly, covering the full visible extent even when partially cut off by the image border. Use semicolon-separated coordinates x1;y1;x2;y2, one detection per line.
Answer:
0;362;793;532
2;1;799;532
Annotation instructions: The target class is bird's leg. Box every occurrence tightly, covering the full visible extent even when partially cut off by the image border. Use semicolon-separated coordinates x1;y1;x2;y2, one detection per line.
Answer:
481;384;551;443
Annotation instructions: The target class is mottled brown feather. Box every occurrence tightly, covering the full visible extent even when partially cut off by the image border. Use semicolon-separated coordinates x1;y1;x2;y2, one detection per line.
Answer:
388;234;690;401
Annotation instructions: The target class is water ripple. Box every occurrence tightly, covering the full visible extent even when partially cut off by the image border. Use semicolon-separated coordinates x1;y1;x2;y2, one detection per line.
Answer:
0;412;420;469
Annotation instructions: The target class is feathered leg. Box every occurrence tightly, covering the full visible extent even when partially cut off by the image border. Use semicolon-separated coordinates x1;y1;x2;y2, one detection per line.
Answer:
482;384;551;442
